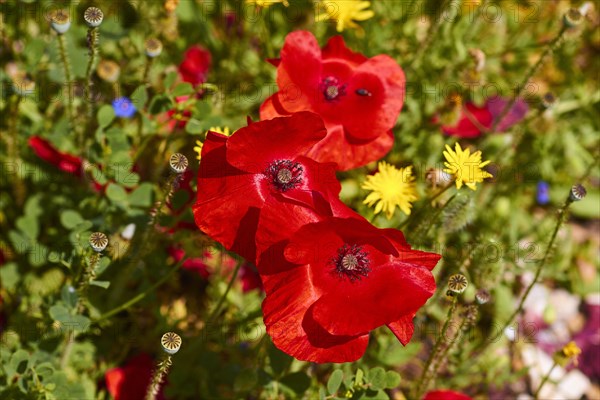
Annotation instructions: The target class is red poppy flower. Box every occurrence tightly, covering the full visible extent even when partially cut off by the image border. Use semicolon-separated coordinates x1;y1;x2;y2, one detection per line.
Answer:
441;97;528;138
193;112;345;264
28;136;82;177
104;354;164;400
260;31;405;171
423;390;472;400
179;45;211;86
259;217;440;362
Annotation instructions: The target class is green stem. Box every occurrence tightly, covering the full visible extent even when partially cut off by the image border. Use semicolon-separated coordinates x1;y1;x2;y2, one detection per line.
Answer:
490;25;567;133
83;27;99;154
143;57;153;84
533;361;557;399
490;194;572;346
413;296;459;399
145;355;172;400
57;34;75;130
399;182;454;230
409;0;450;70
94;259;184;323
206;261;242;326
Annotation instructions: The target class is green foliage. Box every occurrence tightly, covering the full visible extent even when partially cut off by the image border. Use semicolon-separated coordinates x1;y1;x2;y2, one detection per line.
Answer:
0;0;597;399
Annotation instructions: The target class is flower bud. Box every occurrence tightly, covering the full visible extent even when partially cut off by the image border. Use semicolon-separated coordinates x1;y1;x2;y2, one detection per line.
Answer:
475;289;491;304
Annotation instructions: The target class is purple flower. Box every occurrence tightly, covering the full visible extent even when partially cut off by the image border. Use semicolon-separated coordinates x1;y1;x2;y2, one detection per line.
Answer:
487;96;529;132
537;181;550;205
112;97;136;118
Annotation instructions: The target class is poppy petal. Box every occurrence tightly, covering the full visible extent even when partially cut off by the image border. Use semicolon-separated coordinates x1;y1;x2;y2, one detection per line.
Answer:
226;113;327;173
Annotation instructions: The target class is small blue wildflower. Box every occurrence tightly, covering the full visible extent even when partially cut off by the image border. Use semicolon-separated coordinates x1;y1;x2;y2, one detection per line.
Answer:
536;181;550;205
112;97;136;118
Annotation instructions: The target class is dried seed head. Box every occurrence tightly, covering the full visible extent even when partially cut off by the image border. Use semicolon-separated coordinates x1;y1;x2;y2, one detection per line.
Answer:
161;332;182;354
50;9;71;34
84;7;104;27
96;60;120;83
145;38;163;58
447;274;468;293
89;232;108;252
569;184;587;202
563;8;583;28
475;289;491;304
169;153;188;174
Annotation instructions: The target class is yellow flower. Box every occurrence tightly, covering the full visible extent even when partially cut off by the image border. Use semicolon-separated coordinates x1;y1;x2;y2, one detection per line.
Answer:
193;140;203;161
554;341;581;367
443;143;492;190
362;162;418;219
208;126;232;136
315;0;374;32
195;127;233;161
246;0;289;7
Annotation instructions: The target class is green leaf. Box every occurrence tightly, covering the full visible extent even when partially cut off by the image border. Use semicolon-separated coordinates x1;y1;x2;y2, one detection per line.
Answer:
0;263;20;290
185;118;205;134
234;368;258;392
172;82;195;97
16;215;38;240
131;85;148;109
49;304;71;322
279;372;311;395
164;71;178;89
268;341;292;377
149;94;173;115
327;370;343;395
368;367;386;391
384;371;401;389
106;183;128;204
97;105;115;128
6;350;30;380
129;183;154;207
89;280;110;289
60;210;84;230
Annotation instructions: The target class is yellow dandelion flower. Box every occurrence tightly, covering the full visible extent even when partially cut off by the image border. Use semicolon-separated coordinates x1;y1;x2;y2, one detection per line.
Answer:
193;140;203;161
315;0;374;32
443;143;492;190
195;127;233;161
554;341;582;367
208;126;232;136
362;162;418;219
246;0;289;7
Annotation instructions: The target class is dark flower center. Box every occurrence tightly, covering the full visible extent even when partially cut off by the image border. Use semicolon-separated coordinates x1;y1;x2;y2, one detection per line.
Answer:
265;159;303;192
332;244;370;281
320;76;346;101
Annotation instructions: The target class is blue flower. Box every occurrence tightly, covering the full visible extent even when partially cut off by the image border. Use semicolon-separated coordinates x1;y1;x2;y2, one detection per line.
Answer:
536;181;550;205
112;97;136;118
